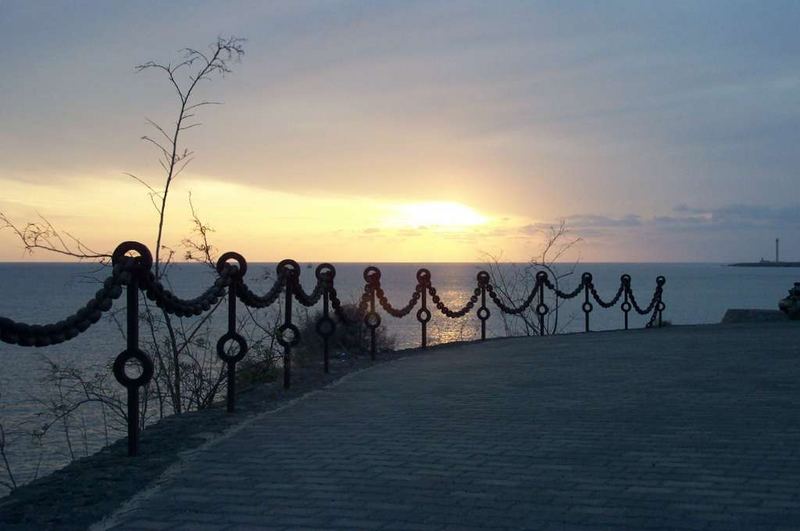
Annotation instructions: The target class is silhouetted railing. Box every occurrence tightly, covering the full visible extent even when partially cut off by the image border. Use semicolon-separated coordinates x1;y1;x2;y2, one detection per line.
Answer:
0;241;666;455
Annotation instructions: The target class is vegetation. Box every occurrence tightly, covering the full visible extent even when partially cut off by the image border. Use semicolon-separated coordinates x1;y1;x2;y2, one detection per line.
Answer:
0;37;294;492
483;221;582;336
294;304;396;368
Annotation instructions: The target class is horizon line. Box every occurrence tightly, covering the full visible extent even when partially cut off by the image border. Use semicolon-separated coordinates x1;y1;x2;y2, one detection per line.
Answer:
0;260;747;265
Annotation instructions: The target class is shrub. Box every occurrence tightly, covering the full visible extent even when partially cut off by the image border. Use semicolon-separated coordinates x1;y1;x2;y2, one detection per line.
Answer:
294;304;396;368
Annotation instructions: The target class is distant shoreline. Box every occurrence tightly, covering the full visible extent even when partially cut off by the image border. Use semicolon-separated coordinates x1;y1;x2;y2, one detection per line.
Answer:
729;262;800;268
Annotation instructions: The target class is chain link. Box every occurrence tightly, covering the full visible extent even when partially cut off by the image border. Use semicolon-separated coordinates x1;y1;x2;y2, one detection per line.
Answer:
485;277;543;315
0;259;135;346
376;285;421;317
237;274;285;309
431;286;480;318
293;280;327;307
589;283;625;309
542;277;584;299
141;267;231;317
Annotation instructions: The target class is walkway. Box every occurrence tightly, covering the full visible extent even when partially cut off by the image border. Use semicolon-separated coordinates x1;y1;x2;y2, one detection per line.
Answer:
102;322;800;530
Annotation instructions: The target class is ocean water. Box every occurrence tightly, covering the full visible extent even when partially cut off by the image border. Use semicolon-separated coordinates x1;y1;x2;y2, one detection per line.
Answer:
0;261;797;491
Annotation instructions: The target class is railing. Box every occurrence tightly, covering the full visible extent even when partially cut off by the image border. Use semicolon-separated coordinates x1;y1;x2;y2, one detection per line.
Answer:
0;241;666;456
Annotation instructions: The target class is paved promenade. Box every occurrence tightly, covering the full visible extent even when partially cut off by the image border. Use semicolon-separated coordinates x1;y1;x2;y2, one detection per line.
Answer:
101;323;800;530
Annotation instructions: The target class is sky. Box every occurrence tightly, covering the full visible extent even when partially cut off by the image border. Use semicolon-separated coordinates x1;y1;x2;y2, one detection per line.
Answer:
1;0;799;263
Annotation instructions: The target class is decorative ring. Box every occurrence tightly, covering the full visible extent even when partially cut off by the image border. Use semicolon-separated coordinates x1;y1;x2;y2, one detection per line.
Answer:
657;301;666;311
477;307;490;320
315;263;336;281
364;311;381;328
315;316;336;337
536;271;548;282
216;331;248;363
276;323;300;347
621;302;632;312
277;259;300;277
581;272;593;284
113;348;154;389
536;303;549;316
416;308;431;323
112;241;153;271
216;251;248;279
656;276;666;286
582;302;593;313
620;274;631;285
476;271;490;285
416;268;431;284
363;266;381;283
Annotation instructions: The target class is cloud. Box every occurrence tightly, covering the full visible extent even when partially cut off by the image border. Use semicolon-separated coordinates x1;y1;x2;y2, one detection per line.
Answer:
567;214;643;228
527;204;800;233
519;214;641;234
521;203;800;261
661;204;800;229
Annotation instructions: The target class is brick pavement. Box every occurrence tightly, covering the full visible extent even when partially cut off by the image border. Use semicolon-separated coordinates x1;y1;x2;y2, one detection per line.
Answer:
99;323;800;530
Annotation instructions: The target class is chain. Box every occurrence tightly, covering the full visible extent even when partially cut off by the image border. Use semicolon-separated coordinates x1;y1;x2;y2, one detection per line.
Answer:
627;285;658;315
376;285;421;317
430;286;479;318
293;280;326;307
141;268;230;317
0;259;135;347
1;242;669;349
485;277;543;315
237;274;285;308
589;283;625;308
542;276;584;299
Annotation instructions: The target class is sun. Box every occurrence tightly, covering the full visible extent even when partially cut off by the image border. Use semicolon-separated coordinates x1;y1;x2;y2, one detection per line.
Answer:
384;201;489;228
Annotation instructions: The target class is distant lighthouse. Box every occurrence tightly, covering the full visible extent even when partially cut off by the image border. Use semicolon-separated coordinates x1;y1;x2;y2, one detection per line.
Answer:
776;238;780;263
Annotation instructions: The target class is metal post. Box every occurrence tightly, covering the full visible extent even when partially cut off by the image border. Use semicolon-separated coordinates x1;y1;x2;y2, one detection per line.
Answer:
476;271;490;341
537;272;546;336
369;285;377;360
216;252;248;412
657;276;666;328
125;278;139;457
362;267;382;360
111;241;155;458
420;286;428;348
226;285;237;412
621;274;631;331
314;263;336;374
275;259;301;390
283;277;293;389
582;273;592;332
322;289;330;372
416;269;432;349
224;281;240;413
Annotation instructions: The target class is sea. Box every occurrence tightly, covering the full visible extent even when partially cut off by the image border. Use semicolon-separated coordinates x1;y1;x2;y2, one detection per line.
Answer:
0;261;797;493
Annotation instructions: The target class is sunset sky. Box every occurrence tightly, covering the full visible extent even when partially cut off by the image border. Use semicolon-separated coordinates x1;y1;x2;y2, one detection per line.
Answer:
1;1;799;262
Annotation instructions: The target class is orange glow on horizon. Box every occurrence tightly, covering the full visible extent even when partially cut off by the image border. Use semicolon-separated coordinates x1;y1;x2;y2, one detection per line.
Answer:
0;173;556;263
